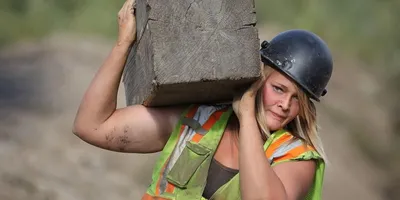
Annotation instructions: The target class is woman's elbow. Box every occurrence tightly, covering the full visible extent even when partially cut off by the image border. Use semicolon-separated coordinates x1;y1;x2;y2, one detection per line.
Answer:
71;124;103;150
72;124;81;136
72;121;92;140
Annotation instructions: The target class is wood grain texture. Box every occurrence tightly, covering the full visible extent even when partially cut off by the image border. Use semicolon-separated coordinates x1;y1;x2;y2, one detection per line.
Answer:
123;0;260;107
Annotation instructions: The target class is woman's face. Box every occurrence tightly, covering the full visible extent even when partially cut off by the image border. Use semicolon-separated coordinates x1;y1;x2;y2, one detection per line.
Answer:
262;70;300;131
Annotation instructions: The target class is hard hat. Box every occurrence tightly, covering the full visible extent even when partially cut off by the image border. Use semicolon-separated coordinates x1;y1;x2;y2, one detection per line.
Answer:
260;29;333;101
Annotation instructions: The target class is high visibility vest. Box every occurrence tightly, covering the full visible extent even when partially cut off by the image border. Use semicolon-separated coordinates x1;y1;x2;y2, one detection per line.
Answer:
142;104;325;200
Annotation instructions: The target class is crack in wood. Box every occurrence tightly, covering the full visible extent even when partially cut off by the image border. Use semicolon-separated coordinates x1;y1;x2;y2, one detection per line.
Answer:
185;0;196;18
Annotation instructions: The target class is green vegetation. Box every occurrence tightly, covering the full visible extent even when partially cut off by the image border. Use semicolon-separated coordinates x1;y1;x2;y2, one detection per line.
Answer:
0;0;124;45
1;0;398;72
255;0;400;73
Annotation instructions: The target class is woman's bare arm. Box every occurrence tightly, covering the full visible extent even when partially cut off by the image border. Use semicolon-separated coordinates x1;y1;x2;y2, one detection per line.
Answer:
234;81;315;200
72;0;185;153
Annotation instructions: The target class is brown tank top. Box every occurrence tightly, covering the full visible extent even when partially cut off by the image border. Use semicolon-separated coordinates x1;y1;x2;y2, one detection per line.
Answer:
202;158;239;199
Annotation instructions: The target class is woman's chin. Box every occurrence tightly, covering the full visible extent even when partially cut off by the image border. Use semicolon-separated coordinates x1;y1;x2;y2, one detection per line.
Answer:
266;122;282;132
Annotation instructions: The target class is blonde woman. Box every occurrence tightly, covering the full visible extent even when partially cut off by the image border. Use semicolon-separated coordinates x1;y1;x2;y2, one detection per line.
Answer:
73;0;333;199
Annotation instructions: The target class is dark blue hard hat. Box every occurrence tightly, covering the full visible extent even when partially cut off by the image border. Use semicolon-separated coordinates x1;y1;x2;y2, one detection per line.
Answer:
260;29;333;101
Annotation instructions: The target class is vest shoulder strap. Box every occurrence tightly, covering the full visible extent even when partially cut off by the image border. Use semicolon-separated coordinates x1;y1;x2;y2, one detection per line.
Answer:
181;105;229;133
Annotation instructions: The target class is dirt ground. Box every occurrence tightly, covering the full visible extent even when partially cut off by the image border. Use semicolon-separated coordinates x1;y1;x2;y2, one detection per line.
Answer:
0;29;391;200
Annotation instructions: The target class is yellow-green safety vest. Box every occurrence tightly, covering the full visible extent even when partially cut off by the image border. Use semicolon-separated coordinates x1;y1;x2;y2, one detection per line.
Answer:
142;104;325;200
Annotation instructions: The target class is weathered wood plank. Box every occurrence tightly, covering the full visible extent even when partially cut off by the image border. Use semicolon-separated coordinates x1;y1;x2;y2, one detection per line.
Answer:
123;0;261;107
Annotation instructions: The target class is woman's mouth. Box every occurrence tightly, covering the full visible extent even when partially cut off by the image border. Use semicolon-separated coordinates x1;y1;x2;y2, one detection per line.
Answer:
270;111;286;121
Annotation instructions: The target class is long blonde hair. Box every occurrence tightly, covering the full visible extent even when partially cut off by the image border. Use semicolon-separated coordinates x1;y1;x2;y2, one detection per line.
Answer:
254;65;327;160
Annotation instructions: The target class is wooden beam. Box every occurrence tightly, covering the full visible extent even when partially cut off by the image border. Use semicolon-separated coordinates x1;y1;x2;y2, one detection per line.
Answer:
123;0;261;107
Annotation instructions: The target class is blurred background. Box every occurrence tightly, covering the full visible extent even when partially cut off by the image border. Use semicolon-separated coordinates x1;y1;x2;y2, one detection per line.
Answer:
0;0;399;199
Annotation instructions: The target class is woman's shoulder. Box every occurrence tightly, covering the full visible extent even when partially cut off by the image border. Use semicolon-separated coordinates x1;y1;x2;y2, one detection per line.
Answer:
267;130;322;164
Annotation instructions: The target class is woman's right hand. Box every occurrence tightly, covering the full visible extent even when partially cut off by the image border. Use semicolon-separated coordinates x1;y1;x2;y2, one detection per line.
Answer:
117;0;137;46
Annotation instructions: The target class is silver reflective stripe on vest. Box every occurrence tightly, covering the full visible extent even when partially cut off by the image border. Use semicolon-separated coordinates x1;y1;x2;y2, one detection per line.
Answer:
158;105;228;194
181;117;208;135
268;139;303;164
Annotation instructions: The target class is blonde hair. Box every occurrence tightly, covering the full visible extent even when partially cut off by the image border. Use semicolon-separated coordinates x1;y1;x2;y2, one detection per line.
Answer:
254;65;327;160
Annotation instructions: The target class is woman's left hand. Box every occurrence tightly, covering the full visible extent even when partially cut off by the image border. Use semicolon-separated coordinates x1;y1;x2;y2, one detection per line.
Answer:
232;77;264;121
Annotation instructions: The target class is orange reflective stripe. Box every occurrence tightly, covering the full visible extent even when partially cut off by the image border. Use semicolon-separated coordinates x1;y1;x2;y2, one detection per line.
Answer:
272;144;314;163
155;157;170;195
192;107;227;143
141;193;172;200
191;133;204;143
265;133;293;158
165;182;175;193
141;193;153;200
202;108;227;130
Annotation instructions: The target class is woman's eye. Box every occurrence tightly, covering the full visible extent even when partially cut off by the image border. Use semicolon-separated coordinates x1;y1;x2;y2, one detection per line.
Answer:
272;85;283;93
292;96;299;101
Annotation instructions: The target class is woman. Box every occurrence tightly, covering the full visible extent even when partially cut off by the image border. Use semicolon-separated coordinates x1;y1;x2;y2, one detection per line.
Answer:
73;0;333;199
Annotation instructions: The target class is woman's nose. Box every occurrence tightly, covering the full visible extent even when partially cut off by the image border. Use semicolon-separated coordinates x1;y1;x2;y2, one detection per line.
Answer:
278;96;291;111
